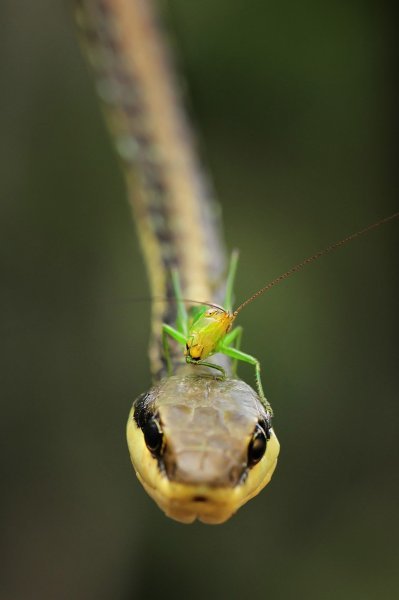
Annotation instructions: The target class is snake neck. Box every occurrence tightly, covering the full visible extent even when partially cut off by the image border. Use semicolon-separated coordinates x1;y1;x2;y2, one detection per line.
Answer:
76;0;227;376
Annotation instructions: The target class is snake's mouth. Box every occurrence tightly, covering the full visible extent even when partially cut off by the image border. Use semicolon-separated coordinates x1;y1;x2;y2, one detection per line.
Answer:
137;475;244;524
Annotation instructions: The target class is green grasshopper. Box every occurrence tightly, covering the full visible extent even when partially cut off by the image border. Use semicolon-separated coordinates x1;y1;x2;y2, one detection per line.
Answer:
162;250;272;409
162;212;399;411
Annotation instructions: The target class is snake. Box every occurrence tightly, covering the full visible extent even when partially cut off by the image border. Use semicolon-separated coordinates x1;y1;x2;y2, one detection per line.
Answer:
76;0;280;524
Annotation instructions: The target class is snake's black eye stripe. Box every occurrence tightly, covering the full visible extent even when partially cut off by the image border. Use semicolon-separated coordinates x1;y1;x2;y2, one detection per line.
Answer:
247;423;268;467
133;392;152;428
133;393;164;457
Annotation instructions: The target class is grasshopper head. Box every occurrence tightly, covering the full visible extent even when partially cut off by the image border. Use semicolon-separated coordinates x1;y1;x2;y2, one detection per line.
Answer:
185;341;204;360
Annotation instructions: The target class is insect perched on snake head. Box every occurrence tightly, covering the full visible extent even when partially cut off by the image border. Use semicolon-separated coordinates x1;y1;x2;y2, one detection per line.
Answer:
130;213;398;523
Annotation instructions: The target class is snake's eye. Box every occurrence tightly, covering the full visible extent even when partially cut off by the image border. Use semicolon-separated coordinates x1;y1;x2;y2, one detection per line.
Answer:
143;417;164;456
248;423;268;467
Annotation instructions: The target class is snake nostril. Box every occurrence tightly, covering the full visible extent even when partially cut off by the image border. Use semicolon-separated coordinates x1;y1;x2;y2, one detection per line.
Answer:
192;495;207;502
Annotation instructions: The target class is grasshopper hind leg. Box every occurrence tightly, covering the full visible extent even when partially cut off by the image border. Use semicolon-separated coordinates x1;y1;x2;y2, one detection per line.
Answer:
218;343;272;414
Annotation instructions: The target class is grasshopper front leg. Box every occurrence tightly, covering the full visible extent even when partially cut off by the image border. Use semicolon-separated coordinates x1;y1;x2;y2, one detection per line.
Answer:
185;355;227;380
222;326;243;376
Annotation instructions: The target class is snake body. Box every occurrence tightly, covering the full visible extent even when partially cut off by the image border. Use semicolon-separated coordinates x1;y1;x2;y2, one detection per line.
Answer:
76;0;226;375
76;0;279;524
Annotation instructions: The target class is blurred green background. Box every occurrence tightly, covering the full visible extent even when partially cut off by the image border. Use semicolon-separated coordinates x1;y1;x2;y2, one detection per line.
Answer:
1;1;398;599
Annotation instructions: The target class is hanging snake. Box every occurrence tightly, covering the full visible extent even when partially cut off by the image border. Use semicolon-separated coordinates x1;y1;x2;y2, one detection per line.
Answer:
75;0;279;524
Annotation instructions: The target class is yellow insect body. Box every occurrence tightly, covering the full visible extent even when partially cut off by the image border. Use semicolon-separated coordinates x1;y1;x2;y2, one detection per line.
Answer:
185;308;235;361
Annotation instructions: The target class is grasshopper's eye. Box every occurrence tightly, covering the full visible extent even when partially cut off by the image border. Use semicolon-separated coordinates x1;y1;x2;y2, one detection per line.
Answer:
142;417;164;456
248;423;268;467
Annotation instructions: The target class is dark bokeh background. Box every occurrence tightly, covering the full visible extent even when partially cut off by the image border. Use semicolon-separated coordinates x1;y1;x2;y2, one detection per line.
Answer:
1;1;398;599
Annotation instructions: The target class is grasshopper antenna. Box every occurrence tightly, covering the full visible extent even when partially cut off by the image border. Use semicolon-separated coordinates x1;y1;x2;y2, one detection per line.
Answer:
233;211;399;316
107;295;224;310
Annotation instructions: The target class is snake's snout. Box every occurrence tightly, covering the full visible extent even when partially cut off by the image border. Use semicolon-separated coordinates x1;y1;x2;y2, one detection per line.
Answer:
163;445;246;488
